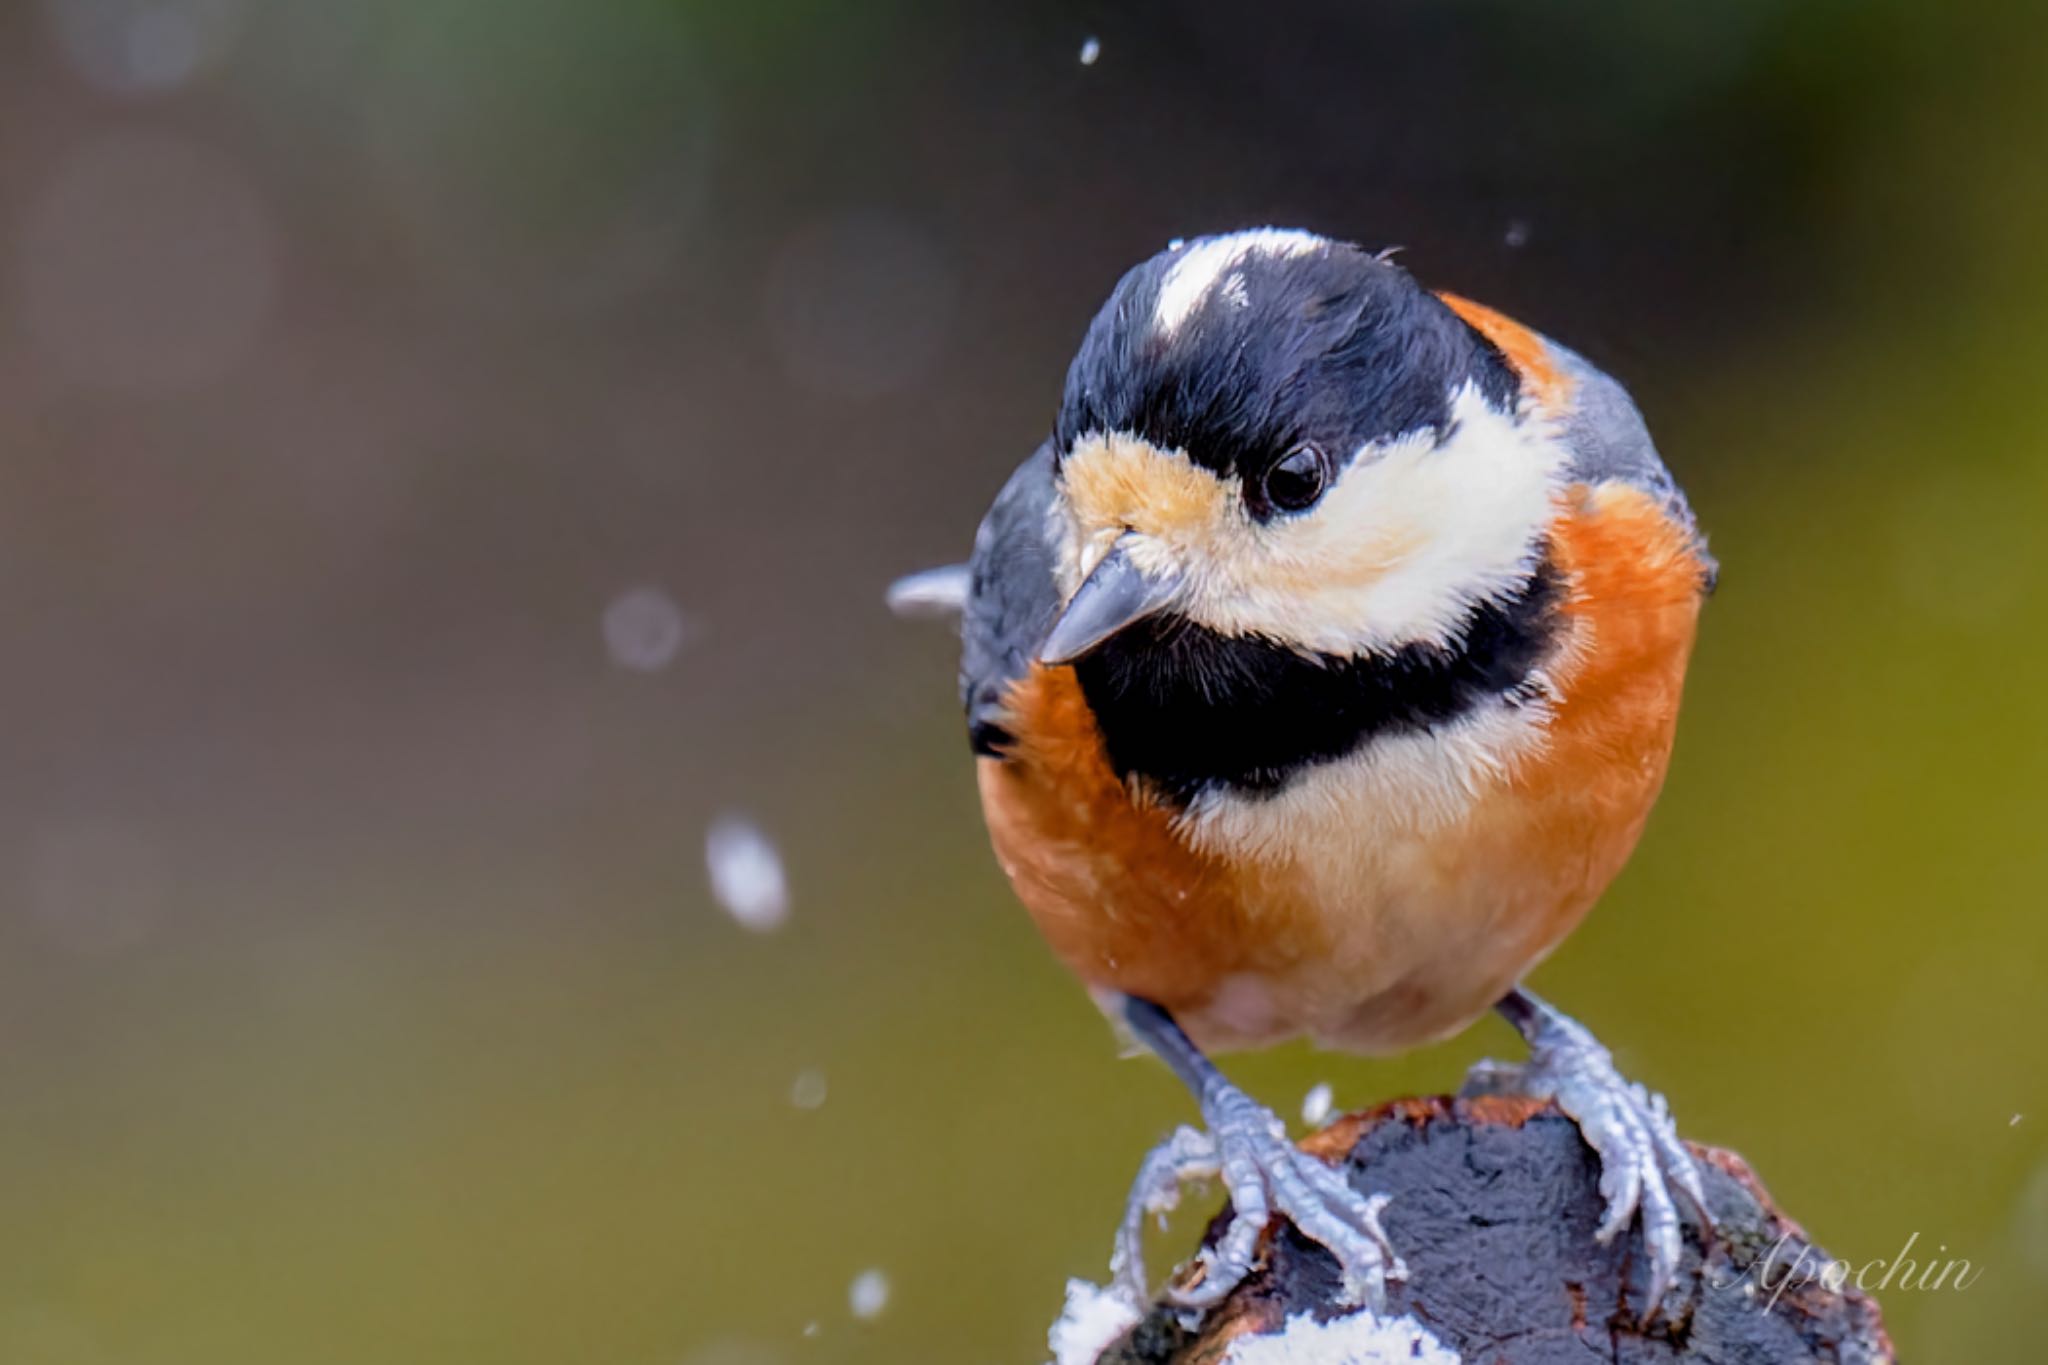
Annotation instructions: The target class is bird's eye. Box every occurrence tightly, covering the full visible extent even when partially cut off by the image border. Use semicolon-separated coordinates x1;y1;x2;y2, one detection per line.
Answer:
1261;444;1328;513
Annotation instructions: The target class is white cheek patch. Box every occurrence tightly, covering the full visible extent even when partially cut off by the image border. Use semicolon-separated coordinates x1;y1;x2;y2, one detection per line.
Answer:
1186;386;1568;657
1152;229;1328;340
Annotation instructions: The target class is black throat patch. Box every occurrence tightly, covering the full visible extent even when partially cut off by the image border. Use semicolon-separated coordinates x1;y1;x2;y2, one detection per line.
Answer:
1070;561;1564;803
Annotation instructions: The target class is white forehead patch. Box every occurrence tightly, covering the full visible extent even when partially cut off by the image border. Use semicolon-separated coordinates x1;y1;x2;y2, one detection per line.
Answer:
1152;229;1328;339
1217;270;1250;311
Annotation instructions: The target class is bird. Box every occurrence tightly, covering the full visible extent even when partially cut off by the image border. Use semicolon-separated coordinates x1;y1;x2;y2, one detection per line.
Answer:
890;228;1717;1318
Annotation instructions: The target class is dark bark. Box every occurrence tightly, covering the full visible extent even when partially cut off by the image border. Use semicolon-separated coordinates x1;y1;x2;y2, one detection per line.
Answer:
1096;1096;1896;1364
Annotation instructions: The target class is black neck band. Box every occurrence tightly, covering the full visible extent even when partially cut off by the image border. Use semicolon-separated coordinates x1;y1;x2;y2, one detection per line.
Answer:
1071;560;1563;802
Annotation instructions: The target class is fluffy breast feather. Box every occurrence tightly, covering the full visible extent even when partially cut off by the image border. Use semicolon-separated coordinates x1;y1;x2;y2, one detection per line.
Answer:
977;481;1707;1056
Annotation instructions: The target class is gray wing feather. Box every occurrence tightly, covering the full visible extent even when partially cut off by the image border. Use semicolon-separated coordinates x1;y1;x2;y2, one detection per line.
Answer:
1545;340;1717;589
960;442;1063;755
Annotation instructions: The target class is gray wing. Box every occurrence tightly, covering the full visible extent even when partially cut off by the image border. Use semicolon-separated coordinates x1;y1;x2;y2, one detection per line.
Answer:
1545;340;1718;590
960;442;1063;756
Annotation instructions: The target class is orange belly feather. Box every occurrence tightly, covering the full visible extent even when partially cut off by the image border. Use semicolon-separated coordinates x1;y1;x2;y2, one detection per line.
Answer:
978;482;1706;1056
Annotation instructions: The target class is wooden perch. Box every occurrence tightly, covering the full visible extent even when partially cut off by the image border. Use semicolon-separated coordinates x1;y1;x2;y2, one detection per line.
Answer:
1077;1096;1895;1364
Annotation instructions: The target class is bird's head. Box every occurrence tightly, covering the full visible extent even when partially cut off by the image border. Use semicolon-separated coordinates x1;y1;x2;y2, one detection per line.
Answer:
1041;229;1564;667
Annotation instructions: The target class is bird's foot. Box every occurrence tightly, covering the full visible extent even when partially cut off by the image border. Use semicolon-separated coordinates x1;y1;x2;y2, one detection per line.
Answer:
1110;1124;1218;1303
1462;990;1710;1317
1110;1086;1403;1313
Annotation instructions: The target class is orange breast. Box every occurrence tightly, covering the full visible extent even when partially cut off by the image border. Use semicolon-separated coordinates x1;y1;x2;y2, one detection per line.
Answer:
977;667;1298;1010
979;484;1707;1055
1330;482;1707;1050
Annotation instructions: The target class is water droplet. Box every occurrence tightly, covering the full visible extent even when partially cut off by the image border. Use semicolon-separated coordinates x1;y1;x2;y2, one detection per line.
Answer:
706;816;790;933
1301;1082;1334;1127
848;1268;890;1320
602;585;692;672
789;1069;828;1110
40;0;249;96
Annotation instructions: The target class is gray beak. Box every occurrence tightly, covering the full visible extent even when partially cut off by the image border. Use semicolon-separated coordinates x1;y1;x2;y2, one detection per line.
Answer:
1038;536;1185;665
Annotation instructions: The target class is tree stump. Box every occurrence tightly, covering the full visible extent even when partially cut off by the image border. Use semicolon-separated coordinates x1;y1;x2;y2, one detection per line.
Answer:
1063;1096;1895;1364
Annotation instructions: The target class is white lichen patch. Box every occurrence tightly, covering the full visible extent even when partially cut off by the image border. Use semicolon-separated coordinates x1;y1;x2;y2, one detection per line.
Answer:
1221;1309;1463;1364
1047;1279;1141;1365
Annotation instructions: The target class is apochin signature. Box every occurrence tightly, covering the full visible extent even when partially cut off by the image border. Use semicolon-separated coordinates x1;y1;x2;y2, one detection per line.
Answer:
1712;1231;1982;1311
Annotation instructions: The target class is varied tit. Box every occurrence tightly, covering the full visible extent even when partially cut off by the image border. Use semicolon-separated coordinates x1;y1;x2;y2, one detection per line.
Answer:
889;229;1717;1317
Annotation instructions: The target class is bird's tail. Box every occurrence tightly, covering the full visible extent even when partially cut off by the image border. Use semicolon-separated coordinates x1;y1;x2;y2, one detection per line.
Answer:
884;564;970;621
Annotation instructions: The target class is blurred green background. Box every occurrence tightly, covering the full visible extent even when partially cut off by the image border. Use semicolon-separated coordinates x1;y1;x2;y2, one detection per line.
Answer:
0;0;2043;1361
